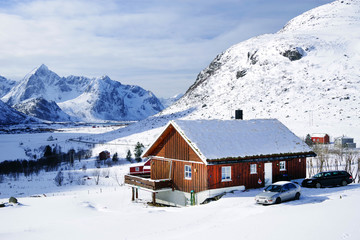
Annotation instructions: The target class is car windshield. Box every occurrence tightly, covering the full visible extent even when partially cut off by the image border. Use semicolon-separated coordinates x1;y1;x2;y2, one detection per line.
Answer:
313;173;324;178
264;185;282;192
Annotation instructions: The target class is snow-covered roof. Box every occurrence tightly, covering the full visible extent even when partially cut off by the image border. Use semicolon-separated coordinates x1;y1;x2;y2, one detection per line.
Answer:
171;119;312;162
311;133;328;138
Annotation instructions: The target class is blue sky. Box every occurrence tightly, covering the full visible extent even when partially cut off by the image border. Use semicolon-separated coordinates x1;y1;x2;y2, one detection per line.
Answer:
0;0;333;98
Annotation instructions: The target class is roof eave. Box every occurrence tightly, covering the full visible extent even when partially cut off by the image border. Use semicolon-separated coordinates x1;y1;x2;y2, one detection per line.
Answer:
206;151;316;165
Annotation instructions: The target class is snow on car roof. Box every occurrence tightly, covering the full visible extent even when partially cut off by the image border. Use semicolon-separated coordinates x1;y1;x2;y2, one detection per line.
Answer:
272;181;292;185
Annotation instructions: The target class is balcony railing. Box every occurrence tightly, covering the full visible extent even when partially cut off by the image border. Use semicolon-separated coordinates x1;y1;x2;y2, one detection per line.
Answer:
124;174;172;191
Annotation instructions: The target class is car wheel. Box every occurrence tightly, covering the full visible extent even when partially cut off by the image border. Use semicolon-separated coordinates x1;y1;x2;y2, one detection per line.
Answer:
315;182;321;188
275;197;281;204
295;192;300;200
341;180;348;186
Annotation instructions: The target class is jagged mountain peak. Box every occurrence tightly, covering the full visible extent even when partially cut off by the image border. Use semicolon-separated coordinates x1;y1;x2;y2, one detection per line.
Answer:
25;64;58;81
1;64;164;122
97;75;112;81
34;63;49;73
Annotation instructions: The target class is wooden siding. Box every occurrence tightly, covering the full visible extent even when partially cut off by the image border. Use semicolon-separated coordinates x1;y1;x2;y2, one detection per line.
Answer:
151;158;207;193
208;162;263;189
151;159;171;180
146;126;203;162
278;157;306;180
207;158;307;189
311;135;330;144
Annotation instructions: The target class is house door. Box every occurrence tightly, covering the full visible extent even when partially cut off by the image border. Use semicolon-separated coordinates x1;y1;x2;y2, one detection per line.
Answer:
264;163;272;186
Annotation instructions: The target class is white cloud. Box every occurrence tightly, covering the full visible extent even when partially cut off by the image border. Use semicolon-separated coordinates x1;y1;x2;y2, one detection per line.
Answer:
0;0;333;97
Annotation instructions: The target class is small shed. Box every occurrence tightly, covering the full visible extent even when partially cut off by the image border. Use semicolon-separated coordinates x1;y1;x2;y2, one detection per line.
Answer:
311;133;330;144
99;150;110;161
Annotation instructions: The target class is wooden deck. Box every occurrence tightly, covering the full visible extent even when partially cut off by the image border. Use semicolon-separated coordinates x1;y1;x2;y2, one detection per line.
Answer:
124;174;172;191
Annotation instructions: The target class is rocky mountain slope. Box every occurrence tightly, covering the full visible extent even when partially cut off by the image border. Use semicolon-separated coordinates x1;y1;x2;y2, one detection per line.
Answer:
13;98;72;122
58;76;163;122
0;100;38;125
158;0;360;141
0;76;16;98
1;65;164;122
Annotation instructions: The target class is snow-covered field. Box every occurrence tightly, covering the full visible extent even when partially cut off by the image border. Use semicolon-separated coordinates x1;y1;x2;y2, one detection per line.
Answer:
0;164;359;240
0;123;127;162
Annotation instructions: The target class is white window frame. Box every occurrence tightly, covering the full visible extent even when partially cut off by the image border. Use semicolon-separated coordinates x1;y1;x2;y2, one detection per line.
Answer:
279;161;286;171
184;165;192;180
221;166;232;182
135;167;139;172
250;164;257;174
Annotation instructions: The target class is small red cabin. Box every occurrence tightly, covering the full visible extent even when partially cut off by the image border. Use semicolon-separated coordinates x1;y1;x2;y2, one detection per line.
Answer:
99;150;110;160
129;159;151;175
311;133;330;144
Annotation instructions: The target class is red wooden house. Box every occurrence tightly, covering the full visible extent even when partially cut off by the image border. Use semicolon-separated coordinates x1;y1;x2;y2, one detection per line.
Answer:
129;159;151;175
125;119;315;206
311;133;330;144
99;150;110;160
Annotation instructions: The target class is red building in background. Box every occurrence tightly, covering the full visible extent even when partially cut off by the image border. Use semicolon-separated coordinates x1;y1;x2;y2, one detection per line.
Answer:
129;159;151;175
311;133;330;144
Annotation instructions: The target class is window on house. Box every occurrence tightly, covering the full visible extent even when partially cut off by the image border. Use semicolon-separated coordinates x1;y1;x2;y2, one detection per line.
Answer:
250;164;257;174
135;167;139;172
279;161;286;171
221;166;231;182
185;165;192;180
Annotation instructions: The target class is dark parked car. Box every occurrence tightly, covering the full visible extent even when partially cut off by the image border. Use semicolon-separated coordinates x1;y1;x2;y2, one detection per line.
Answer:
302;170;353;188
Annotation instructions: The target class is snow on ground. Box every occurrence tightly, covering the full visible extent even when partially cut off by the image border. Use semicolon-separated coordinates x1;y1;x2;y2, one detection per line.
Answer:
0;164;359;240
0;123;126;162
1;122;359;240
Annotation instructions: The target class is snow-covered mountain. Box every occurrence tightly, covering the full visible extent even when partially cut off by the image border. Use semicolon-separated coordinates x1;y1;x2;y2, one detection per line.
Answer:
1;64;164;122
157;0;360;141
0;100;38;125
159;93;184;108
13;98;73;122
0;76;16;98
2;65;91;105
58;76;164;122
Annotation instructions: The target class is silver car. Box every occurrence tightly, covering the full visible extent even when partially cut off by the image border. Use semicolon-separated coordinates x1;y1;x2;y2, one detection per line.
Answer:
255;181;301;205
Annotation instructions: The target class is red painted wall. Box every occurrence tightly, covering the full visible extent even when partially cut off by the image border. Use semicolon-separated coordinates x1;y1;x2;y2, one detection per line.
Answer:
311;135;330;144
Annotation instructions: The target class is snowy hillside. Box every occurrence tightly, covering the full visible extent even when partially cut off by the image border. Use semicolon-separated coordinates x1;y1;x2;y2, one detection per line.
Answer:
157;0;360;143
1;64;164;122
0;75;16;98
